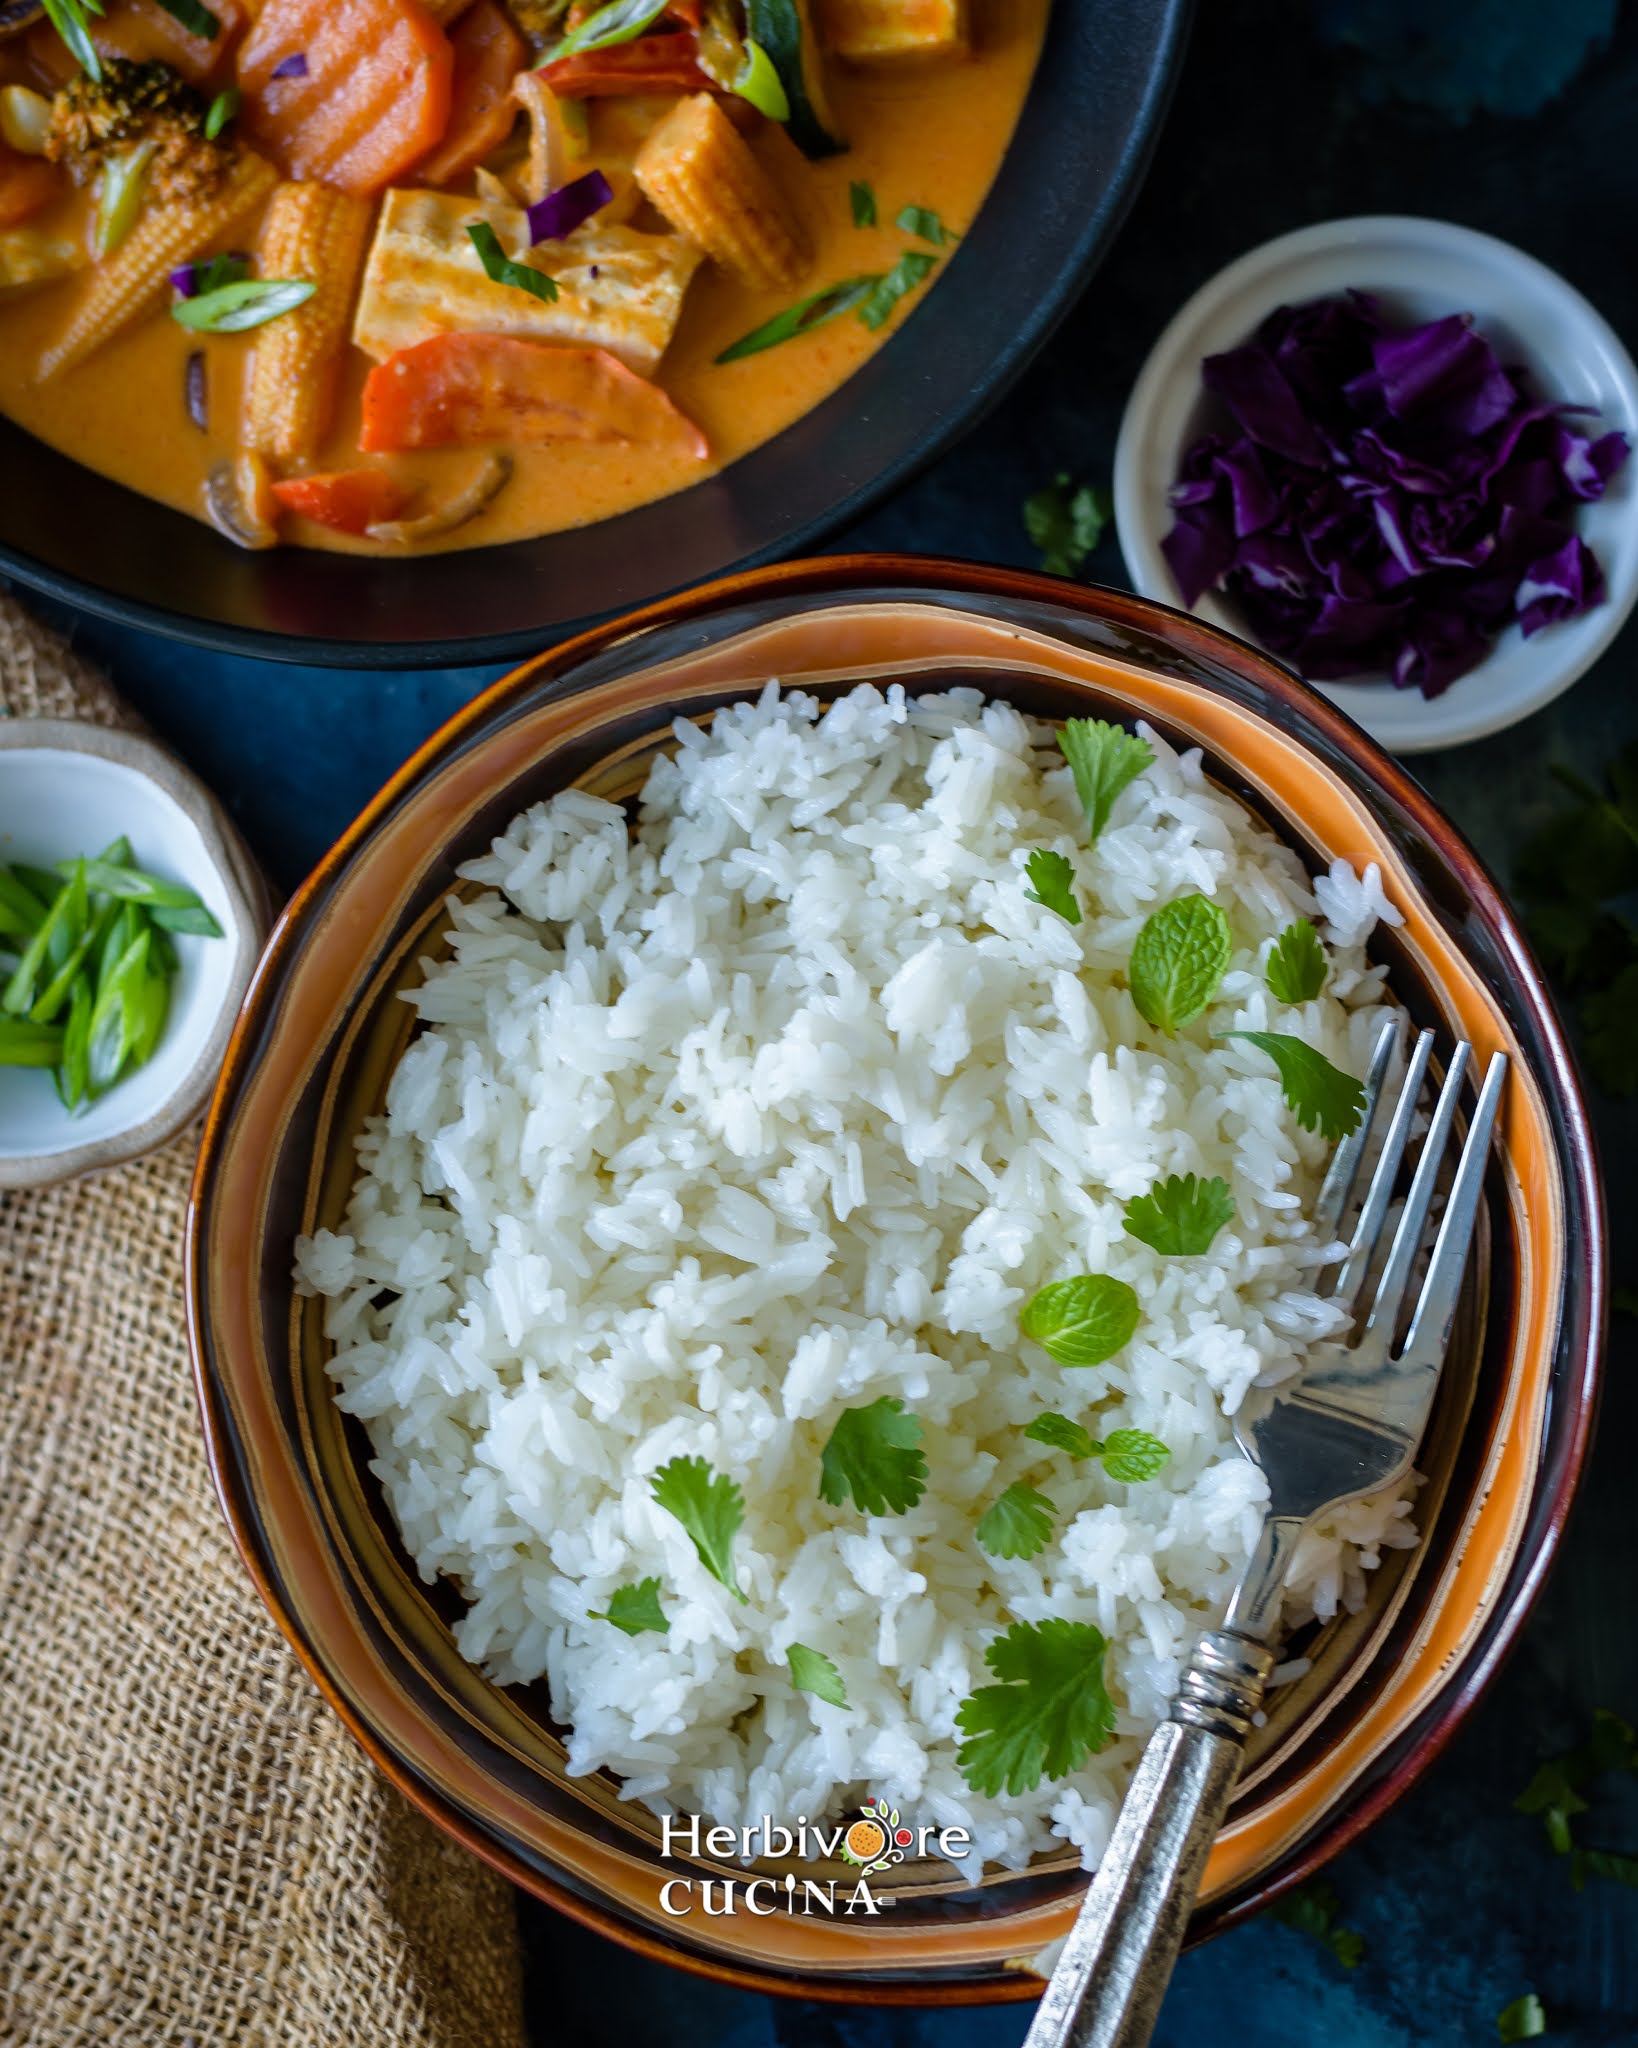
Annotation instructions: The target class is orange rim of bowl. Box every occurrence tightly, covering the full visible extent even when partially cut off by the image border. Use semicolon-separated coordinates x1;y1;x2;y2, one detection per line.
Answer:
186;554;1604;2003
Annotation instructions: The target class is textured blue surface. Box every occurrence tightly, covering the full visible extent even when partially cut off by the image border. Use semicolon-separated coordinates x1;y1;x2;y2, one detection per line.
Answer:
11;0;1638;2039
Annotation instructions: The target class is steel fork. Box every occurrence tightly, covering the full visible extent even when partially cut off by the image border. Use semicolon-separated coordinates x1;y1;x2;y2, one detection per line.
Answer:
1025;1019;1508;2048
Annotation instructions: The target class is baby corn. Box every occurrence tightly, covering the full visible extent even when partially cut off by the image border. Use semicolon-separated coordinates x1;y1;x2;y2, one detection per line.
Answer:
38;149;277;379
242;180;371;463
816;0;970;61
634;93;809;294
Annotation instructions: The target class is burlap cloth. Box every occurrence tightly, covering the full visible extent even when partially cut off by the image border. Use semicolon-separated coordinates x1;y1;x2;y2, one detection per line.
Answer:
0;593;528;2048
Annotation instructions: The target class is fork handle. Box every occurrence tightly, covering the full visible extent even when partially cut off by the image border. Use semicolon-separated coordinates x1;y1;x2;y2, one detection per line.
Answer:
1022;1632;1276;2048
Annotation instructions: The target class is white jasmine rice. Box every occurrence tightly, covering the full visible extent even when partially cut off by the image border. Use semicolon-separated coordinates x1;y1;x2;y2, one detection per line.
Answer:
295;683;1414;1875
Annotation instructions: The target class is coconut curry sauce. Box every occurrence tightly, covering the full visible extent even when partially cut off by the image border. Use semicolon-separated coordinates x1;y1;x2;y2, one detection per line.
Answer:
0;0;1048;555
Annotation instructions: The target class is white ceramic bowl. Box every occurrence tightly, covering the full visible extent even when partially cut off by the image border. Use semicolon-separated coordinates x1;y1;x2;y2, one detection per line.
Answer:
0;721;267;1188
1113;216;1638;752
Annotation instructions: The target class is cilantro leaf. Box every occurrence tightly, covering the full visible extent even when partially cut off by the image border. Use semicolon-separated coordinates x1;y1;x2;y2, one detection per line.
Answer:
1024;848;1081;924
1023;1411;1099;1459
1130;894;1232;1032
1225;1030;1365;1141
650;1456;747;1602
1056;719;1154;842
818;1397;928;1516
955;1619;1116;1796
591;1578;668;1636
896;202;956;245
788;1642;848;1707
1573;1845;1638;1890
1271;1879;1365;1968
1516;1710;1638;1877
975;1480;1056;1560
1026;476;1111;579
1266;918;1328;1003
1123;1173;1235;1255
1497;1993;1548;2041
1020;1274;1141;1367
1098;1428;1170;1483
849;178;876;227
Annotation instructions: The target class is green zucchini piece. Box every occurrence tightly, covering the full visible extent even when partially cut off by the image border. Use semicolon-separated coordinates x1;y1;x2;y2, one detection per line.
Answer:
746;0;845;158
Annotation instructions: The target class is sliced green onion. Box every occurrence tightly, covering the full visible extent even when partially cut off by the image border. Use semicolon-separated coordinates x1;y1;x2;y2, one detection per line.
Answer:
94;139;157;259
857;249;937;331
0;1016;67;1069
42;0;102;83
86;927;150;1098
171;278;316;333
130;962;171;1069
3;865;85;1016
733;37;790;121
153;0;220;37
466;221;558;303
0;868;49;934
30;898;119;1025
849;179;876;228
204;85;241;141
716;272;881;362
55;973;93;1107
60;858;223;933
547;0;669;60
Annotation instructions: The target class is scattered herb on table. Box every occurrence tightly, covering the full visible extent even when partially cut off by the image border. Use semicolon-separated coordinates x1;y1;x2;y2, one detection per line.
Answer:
818;1396;927;1515
1266;918;1328;1003
0;843;220;1111
848;178;876;227
1020;1274;1141;1367
1025;473;1111;578
591;1578;668;1636
955;1618;1116;1797
788;1642;848;1707
1057;718;1153;844
1023;848;1080;924
1513;750;1638;1096
975;1480;1056;1560
1123;1173;1235;1256
1497;1993;1548;2041
650;1456;748;1602
1225;1030;1366;1140
1129;894;1232;1033
1516;1708;1638;1887
1270;1877;1366;1968
857;249;937;331
1024;1415;1171;1481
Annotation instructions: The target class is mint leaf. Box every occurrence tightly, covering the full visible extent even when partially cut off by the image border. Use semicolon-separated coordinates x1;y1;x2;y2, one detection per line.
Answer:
1023;1411;1099;1459
1130;894;1232;1032
1020;1274;1141;1367
1272;1879;1365;1968
1024;848;1080;924
1266;918;1328;1003
1026;478;1112;579
975;1480;1055;1560
592;1578;668;1636
818;1396;928;1516
1057;718;1152;840
849;179;876;227
651;1456;747;1602
1098;1428;1170;1484
1123;1173;1235;1255
1225;1030;1365;1141
956;1619;1116;1796
788;1642;848;1707
1497;1993;1547;2041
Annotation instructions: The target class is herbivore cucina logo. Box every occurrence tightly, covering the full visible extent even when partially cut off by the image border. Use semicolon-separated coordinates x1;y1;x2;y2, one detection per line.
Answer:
658;1799;973;1917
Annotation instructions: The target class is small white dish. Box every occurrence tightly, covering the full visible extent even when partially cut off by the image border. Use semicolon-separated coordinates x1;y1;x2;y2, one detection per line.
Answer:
1113;216;1638;752
0;720;267;1189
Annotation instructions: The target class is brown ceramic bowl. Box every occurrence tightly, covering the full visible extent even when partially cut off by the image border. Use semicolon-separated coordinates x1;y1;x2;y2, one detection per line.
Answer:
186;557;1603;2002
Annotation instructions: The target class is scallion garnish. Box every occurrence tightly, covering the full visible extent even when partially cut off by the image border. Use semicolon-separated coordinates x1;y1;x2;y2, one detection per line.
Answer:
715;272;879;362
204;85;241;140
857;250;937;331
467;221;559;302
153;0;220;37
169;251;248;301
547;0;669;60
171;277;315;333
733;37;790;121
41;0;103;84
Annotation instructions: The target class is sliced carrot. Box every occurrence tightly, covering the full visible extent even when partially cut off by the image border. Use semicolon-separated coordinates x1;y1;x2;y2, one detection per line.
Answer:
414;0;525;188
270;468;410;533
239;0;455;197
0;145;61;230
540;34;715;98
358;332;709;458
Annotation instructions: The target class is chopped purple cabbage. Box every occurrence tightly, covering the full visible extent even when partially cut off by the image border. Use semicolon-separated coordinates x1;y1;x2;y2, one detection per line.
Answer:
1161;293;1629;697
168;263;199;299
270;51;308;78
526;169;614;247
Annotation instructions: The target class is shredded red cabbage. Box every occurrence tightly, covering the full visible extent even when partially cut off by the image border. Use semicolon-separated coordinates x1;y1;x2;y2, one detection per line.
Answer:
526;169;613;247
169;263;199;298
270;51;308;78
1161;292;1629;697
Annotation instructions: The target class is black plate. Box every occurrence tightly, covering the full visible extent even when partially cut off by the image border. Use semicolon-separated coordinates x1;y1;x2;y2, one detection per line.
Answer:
0;0;1191;667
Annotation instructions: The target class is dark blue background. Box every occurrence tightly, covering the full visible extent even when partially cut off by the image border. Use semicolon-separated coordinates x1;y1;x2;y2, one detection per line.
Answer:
12;0;1638;2039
